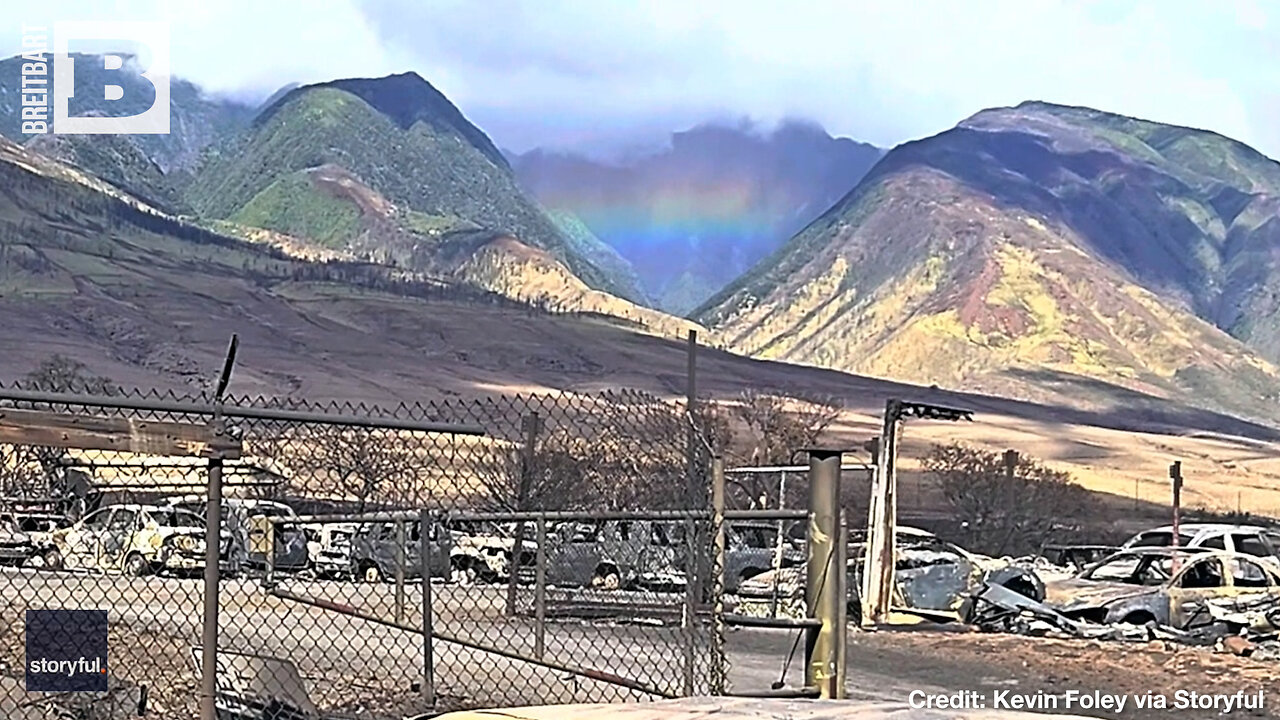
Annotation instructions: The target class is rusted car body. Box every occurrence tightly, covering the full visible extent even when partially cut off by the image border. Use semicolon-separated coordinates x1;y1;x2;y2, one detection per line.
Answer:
349;519;452;583
545;519;684;590
445;520;538;584
737;527;1043;620
165;496;309;574
43;504;233;576
302;522;356;579
544;519;789;592
1044;548;1280;629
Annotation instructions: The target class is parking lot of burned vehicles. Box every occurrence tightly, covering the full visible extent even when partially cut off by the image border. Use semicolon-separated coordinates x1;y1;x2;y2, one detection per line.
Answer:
0;482;795;595
10;460;1280;648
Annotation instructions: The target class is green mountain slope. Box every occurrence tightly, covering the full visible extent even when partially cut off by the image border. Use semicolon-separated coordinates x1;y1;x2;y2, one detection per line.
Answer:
185;73;645;302
696;102;1280;423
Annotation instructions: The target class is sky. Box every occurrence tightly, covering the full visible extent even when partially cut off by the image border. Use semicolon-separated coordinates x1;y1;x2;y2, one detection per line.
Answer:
4;0;1278;158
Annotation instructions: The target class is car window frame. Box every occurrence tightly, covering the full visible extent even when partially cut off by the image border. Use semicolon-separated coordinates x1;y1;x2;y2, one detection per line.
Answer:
1173;556;1227;590
1227;556;1272;588
1200;534;1227;550
80;508;113;531
1232;533;1271;558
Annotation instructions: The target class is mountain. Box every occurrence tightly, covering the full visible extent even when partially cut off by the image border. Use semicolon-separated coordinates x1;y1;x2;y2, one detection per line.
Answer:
513;120;883;313
696;102;1280;423
0;135;682;393
10;130;1280;523
0;53;255;174
185;72;646;304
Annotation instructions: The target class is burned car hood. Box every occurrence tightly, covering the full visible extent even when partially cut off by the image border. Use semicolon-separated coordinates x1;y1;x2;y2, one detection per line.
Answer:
1043;578;1154;611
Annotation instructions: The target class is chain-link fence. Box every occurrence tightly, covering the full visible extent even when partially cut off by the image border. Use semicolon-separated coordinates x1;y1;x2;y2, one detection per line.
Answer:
0;382;733;718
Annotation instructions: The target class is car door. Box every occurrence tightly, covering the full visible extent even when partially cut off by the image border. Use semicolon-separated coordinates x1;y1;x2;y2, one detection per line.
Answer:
399;520;425;578
102;507;139;571
1223;556;1280;620
1166;556;1228;628
62;509;114;570
548;522;603;586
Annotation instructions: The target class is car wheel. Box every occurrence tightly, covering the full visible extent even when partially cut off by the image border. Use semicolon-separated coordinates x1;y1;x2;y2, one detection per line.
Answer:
451;562;478;586
362;565;383;583
42;548;63;571
594;568;621;591
123;553;150;578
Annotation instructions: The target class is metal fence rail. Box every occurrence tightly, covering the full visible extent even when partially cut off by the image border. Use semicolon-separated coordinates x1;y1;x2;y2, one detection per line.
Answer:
0;380;727;718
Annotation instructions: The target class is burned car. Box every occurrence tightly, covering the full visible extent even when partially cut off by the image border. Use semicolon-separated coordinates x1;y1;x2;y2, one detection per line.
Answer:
737;527;1043;621
166;496;309;574
725;522;804;591
350;519;452;583
545;519;689;591
1120;524;1280;570
42;504;232;576
444;520;539;585
1044;548;1280;630
302;522;356;580
544;519;799;593
0;514;37;566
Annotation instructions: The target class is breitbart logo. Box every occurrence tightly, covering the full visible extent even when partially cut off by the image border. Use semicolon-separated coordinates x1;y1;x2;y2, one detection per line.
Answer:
19;20;170;135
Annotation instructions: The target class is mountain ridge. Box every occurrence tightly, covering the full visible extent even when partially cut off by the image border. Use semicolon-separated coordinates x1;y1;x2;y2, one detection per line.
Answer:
696;101;1280;424
185;73;647;303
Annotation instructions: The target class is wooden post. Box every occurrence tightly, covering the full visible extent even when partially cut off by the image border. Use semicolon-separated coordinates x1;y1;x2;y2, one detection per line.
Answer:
862;400;900;627
506;413;541;616
686;329;699;508
1170;461;1183;572
710;457;726;695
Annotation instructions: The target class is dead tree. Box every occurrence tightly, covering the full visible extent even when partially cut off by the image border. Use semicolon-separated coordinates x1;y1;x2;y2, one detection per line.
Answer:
316;428;403;512
729;389;841;508
922;442;1094;556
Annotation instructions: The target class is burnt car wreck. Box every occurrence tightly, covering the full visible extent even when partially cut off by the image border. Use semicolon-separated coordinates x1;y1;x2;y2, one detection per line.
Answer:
969;546;1280;651
735;527;1046;623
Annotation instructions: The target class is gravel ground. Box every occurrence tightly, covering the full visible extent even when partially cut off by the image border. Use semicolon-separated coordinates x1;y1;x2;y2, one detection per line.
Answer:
3;566;1278;719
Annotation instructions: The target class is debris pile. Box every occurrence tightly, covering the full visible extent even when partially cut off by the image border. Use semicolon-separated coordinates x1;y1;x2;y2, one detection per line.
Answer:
969;577;1280;656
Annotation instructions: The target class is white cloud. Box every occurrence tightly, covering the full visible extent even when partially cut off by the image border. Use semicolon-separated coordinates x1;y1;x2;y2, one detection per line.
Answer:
3;0;1277;157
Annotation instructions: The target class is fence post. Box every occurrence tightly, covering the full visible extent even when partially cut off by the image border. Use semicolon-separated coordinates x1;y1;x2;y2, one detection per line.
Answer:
804;448;846;699
395;518;406;624
419;509;435;706
681;514;696;695
710;456;726;695
199;456;224;720
769;470;787;619
686;329;699;508
535;515;547;661
507;413;541;616
264;518;275;588
1170;461;1183;572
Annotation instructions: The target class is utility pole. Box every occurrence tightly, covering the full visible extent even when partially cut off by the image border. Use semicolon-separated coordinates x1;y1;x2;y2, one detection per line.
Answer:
1170;461;1183;573
685;329;699;509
